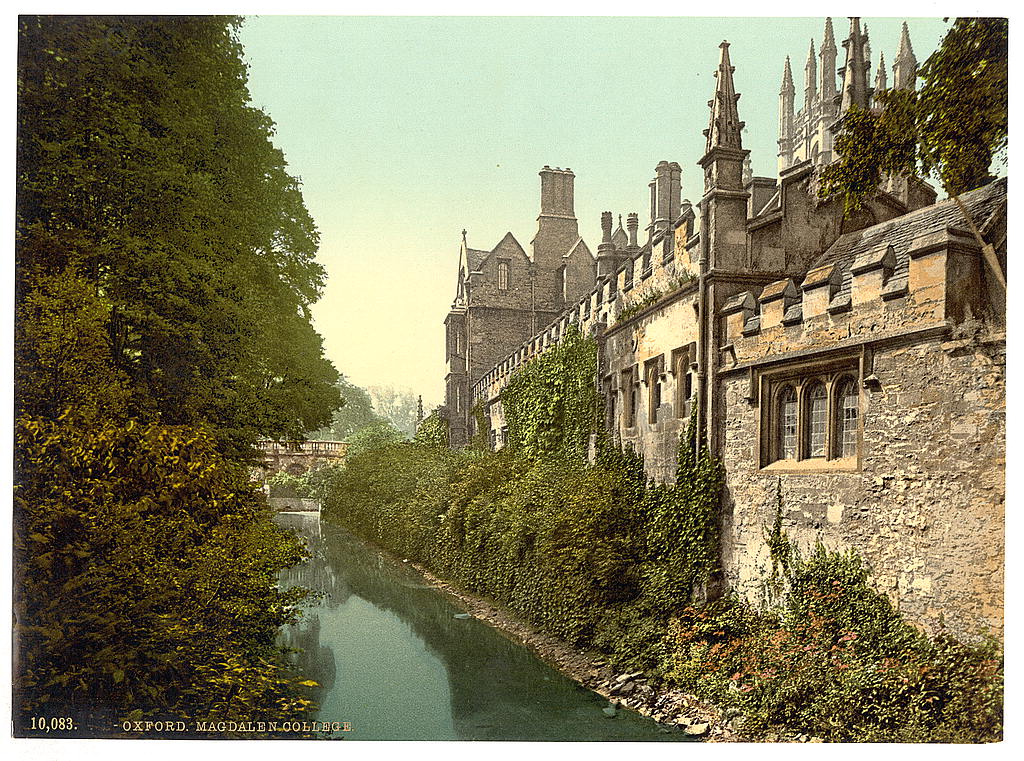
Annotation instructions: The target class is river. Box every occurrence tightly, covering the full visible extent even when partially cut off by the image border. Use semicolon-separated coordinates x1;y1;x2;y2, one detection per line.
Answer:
274;511;695;742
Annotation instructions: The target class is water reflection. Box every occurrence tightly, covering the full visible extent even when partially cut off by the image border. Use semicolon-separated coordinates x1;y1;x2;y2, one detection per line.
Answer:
275;512;691;742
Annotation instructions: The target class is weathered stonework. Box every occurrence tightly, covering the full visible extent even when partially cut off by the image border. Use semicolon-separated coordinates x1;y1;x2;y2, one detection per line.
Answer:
443;19;1006;641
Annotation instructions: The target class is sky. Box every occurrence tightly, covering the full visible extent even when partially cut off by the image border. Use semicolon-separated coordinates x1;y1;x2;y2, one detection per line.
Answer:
236;13;953;411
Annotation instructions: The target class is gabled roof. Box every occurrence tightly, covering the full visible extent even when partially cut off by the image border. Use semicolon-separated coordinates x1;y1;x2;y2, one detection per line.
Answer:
809;178;1006;299
563;237;594;261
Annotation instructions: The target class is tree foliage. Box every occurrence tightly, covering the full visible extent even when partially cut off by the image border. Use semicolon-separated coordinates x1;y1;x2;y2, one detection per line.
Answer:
820;17;1007;211
14;16;335;733
308;376;382;442
17;15;340;453
368;385;421;437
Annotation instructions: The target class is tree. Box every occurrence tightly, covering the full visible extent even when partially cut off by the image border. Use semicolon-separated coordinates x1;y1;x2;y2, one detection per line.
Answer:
308;376;383;441
820;18;1007;208
368;385;421;437
17;16;340;454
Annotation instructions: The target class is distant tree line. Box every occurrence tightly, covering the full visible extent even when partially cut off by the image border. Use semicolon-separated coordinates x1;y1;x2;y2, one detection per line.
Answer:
14;15;339;735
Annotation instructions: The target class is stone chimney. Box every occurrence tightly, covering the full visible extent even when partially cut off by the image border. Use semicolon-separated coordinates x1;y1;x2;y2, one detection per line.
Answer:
539;165;576;218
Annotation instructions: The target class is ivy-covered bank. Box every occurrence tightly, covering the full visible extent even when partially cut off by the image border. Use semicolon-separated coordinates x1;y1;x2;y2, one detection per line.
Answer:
316;329;1002;743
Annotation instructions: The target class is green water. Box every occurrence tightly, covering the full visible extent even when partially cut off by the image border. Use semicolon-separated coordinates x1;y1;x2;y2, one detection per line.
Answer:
274;512;694;742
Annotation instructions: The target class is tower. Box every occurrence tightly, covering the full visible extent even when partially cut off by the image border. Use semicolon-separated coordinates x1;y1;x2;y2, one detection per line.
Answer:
700;40;750;271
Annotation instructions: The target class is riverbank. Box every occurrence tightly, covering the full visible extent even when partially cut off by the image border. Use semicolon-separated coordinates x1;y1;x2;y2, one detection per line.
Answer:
407;560;744;742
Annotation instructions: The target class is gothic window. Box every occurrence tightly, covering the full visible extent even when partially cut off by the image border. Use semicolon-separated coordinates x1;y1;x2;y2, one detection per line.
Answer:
646;356;663;424
778;386;798;460
836;377;859;458
673;345;694;419
497;261;510;290
765;369;861;468
805;382;828;458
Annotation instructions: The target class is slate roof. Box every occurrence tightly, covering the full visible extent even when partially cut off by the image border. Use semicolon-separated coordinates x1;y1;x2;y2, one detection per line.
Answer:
809;179;1007;299
466;248;490;272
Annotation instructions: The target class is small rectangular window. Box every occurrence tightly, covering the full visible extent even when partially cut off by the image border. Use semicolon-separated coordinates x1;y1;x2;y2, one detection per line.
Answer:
498;261;510;290
646;356;664;424
621;367;637;428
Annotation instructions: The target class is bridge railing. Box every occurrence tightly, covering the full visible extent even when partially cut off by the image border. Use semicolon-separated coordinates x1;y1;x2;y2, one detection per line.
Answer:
257;440;348;456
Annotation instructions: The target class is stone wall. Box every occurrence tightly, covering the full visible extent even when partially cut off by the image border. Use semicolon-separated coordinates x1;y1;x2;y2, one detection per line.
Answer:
718;326;1005;640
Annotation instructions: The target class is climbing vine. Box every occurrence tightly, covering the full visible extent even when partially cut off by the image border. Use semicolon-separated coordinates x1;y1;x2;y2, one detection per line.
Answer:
500;326;599;461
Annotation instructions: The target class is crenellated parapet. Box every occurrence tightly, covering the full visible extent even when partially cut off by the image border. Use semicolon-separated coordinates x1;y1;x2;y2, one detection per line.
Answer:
719;179;1007;369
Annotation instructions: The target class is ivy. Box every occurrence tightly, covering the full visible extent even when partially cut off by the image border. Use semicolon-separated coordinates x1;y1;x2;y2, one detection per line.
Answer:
500;326;599;461
612;272;695;327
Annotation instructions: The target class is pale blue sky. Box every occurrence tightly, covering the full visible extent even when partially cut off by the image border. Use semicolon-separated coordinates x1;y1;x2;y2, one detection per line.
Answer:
237;15;952;410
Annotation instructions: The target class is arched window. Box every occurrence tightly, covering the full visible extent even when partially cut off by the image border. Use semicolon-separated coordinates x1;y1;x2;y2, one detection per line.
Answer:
497;261;510;290
836;378;859;458
778;386;798;460
806;382;828;457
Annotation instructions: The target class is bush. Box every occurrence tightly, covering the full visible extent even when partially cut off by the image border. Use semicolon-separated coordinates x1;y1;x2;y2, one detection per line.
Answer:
664;546;1003;742
13;414;314;731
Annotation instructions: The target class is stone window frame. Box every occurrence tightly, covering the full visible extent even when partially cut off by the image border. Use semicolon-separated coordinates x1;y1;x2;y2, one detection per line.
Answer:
672;343;696;420
603;374;616;431
620;365;639;429
497;260;510;291
760;362;862;472
645;355;665;425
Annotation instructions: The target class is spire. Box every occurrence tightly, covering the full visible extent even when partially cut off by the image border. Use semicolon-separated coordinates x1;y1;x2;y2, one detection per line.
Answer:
612;215;628;249
705;41;745;152
838;17;871;113
819;17;838;104
893;21;918;91
822;16;836;51
874;51;887;96
781;55;795;95
805;38;818;109
863;23;872;73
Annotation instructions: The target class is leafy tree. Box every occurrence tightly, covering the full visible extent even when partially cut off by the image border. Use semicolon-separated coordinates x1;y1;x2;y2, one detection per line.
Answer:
14;16;336;733
368;385;421;437
12;269;314;732
17;16;340;454
344;420;407;459
414;411;450;448
308;376;383;441
821;17;1007;207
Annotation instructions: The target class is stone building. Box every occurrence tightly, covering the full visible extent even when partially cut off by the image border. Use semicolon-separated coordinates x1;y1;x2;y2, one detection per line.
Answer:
442;18;1005;640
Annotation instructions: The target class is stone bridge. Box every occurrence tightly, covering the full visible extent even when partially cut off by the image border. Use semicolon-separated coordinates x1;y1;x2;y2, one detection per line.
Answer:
257;440;348;478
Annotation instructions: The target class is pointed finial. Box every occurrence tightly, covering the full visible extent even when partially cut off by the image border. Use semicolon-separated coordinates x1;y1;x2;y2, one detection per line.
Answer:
822;17;836;51
895;21;916;62
461;229;467;243
839;17;871;113
781;56;795;94
875;51;887;93
704;40;746;152
893;21;918;91
805;39;818;104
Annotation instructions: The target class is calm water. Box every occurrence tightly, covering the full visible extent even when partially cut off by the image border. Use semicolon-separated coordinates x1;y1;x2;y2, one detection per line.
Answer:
274;512;693;742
